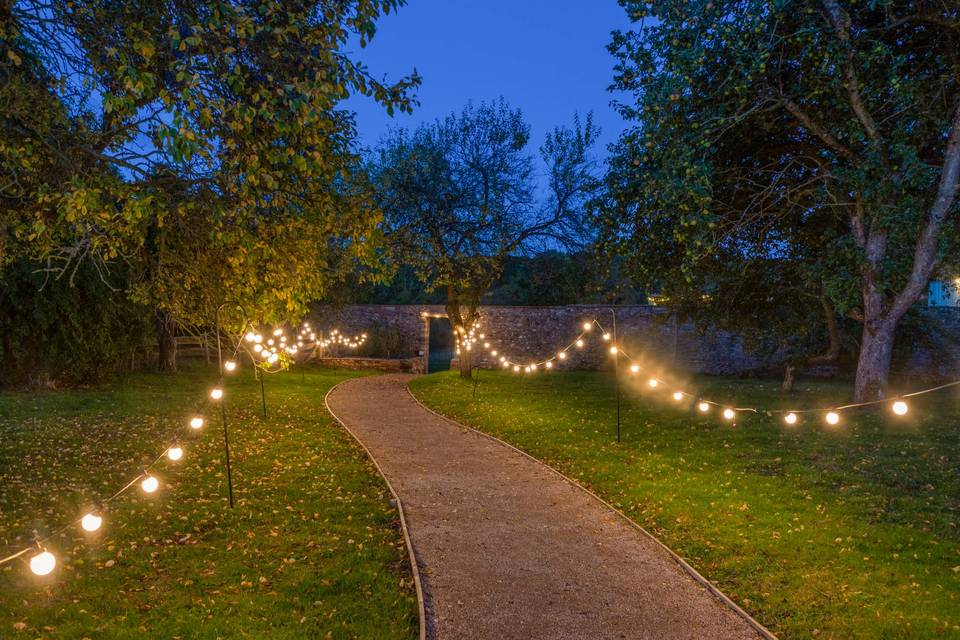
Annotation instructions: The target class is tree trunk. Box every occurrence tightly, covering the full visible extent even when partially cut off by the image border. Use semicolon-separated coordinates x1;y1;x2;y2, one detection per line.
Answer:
155;309;178;373
853;319;896;401
782;364;796;392
458;348;473;379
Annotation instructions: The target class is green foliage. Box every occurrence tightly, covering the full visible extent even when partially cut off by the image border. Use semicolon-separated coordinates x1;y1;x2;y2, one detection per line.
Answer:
357;322;412;358
2;0;419;329
413;370;960;638
0;259;153;386
0;365;419;638
601;0;960;389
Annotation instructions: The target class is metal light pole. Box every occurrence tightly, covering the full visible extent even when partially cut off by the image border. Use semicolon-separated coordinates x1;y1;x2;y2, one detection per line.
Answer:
214;303;242;508
610;308;622;443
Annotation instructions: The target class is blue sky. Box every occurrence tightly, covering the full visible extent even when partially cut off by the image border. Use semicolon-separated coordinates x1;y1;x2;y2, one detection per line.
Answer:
345;0;633;161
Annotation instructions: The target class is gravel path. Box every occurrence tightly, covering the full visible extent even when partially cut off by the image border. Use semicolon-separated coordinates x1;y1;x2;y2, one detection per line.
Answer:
326;374;767;640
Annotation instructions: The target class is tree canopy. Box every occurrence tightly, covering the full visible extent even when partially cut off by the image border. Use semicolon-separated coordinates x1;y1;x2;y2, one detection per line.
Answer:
368;99;600;376
2;0;418;334
602;0;960;399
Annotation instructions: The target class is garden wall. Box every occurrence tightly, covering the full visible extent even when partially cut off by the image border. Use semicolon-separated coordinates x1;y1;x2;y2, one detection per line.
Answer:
308;304;960;380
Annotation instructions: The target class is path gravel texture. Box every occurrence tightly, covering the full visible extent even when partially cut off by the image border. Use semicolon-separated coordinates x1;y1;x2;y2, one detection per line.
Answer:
326;374;765;640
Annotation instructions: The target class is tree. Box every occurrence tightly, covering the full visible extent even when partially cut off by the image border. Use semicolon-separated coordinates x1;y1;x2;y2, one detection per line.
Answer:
2;0;419;369
604;0;960;400
369;100;600;377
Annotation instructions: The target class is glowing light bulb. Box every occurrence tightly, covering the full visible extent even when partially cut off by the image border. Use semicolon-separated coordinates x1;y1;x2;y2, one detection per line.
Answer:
167;446;183;461
575;339;584;348
273;328;283;336
545;362;553;369
610;346;618;355
502;361;509;368
141;475;159;493
224;360;237;372
245;331;256;342
630;364;640;374
30;551;56;576
648;379;658;388
602;333;611;341
892;400;908;416
583;322;592;331
784;412;798;425
825;411;840;425
268;353;279;363
722;408;735;420
81;513;102;532
491;350;498;356
267;339;274;346
698;401;710;413
524;366;531;373
673;391;684;401
558;352;567;359
513;365;520;372
253;344;263;353
530;363;537;370
254;334;263;343
210;388;223;400
190;416;204;429
484;342;490;348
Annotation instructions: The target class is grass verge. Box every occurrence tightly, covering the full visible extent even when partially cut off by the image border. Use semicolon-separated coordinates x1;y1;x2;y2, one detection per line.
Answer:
0;365;418;639
410;370;960;640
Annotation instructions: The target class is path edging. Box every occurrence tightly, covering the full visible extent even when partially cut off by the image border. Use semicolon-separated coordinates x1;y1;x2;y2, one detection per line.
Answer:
404;383;778;640
324;382;428;640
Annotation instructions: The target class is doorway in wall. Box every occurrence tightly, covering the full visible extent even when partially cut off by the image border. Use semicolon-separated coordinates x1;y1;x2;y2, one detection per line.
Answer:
427;317;454;373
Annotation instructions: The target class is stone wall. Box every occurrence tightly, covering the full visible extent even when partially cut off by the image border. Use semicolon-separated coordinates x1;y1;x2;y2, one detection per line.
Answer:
308;304;767;376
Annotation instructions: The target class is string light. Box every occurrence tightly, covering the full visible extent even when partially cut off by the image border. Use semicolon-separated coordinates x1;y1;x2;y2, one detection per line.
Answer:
141;475;159;493
583;322;592;331
722;408;736;421
80;513;102;532
210;388;223;400
673;391;684;401
698;401;710;413
825;411;840;426
224;360;237;372
648;379;658;388
575;339;584;348
190;416;204;429
558;352;567;360
167;446;183;461
630;364;640;374
784;412;798;425
244;331;256;342
30;550;56;576
892;400;909;416
609;346;618;355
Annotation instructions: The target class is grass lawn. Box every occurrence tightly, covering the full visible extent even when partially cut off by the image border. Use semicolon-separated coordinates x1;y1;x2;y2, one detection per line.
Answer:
411;370;960;640
0;365;418;639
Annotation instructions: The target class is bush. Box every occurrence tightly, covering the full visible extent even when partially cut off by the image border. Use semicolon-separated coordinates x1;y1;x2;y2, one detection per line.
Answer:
0;260;154;387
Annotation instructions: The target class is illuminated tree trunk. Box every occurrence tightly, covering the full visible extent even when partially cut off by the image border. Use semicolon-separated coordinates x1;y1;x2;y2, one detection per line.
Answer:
155;309;177;373
854;319;896;401
457;348;473;379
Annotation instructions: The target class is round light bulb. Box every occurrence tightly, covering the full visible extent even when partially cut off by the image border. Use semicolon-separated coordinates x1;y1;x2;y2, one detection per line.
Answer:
502;361;509;368
784;412;798;425
609;346;618;355
723;408;735;420
273;328;283;336
698;401;710;413
244;331;256;342
190;416;204;429
602;333;611;341
630;364;640;374
648;379;658;388
491;350;497;356
81;513;102;532
254;334;263;343
892;400;908;416
253;344;263;353
167;446;183;461
545;362;553;369
583;322;592;331
267;339;274;346
673;391;684;401
224;360;237;372
558;352;567;359
141;475;159;493
825;411;840;425
30;551;56;576
210;388;223;400
513;365;520;372
575;339;584;348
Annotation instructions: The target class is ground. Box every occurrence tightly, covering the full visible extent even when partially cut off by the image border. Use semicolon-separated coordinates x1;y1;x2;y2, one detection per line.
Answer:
0;365;418;639
411;370;960;640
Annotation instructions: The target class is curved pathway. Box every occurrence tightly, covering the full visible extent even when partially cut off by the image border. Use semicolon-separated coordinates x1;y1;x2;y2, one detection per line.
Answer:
326;374;767;640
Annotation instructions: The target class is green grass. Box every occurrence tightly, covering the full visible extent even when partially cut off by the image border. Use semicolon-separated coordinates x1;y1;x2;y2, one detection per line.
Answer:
411;370;960;640
0;365;418;639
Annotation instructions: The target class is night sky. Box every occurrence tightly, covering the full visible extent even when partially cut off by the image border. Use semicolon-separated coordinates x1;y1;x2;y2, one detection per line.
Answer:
345;0;633;164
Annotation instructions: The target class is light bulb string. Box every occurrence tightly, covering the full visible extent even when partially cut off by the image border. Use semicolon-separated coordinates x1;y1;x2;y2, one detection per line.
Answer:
0;322;251;569
475;316;960;417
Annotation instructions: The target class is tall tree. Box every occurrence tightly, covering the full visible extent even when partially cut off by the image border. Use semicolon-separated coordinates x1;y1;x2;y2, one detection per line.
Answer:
370;100;599;377
1;0;418;369
604;0;960;400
